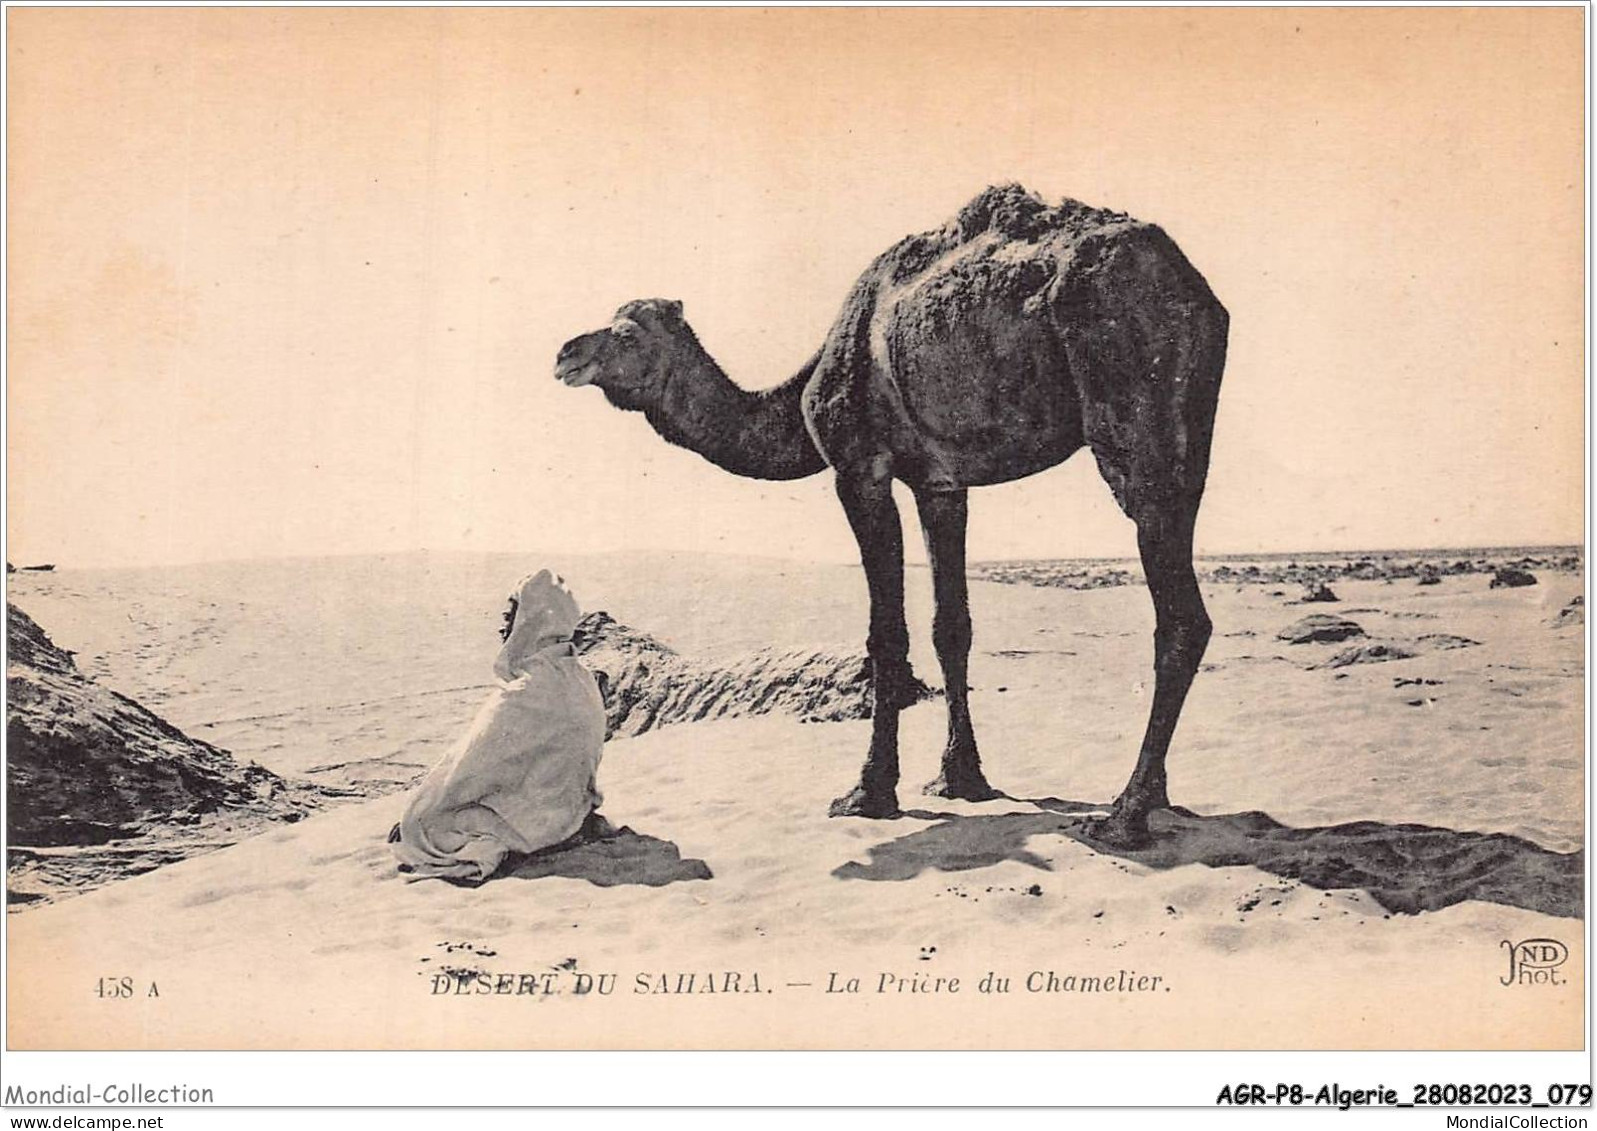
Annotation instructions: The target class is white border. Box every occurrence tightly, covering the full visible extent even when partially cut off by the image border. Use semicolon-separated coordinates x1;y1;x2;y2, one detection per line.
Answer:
1;0;1590;1116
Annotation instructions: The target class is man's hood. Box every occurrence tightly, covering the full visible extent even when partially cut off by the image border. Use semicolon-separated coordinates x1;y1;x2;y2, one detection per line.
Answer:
494;569;582;680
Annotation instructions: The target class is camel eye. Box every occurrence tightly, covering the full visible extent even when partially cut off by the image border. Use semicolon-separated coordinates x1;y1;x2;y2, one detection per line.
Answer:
612;318;639;341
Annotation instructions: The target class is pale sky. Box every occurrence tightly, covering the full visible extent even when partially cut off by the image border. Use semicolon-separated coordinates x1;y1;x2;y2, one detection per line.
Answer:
7;7;1586;568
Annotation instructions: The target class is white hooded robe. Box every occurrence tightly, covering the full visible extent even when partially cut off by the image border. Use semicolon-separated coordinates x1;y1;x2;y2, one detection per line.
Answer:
390;570;606;882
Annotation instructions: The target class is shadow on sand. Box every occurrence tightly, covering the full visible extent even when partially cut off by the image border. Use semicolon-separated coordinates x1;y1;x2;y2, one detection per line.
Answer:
833;799;1583;919
501;826;712;888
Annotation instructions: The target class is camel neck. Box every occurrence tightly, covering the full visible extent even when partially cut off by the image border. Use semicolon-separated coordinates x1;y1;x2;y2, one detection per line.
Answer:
643;338;827;482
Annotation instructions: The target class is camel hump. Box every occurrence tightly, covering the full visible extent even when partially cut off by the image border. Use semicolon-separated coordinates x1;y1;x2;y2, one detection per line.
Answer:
947;184;1138;245
953;183;1049;240
861;186;1146;295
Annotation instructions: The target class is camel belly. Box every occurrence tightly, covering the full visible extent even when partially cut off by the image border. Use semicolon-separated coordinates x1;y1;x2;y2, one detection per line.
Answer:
871;286;1084;488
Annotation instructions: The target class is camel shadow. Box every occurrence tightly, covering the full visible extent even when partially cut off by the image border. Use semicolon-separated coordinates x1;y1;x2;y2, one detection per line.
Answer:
833;798;1583;919
500;825;712;888
832;801;1098;880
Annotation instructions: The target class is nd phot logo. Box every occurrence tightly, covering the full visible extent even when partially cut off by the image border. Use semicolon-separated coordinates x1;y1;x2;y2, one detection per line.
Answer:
1500;938;1568;987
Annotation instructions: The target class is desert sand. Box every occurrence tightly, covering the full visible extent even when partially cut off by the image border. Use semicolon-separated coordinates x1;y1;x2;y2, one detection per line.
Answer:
4;550;1584;1049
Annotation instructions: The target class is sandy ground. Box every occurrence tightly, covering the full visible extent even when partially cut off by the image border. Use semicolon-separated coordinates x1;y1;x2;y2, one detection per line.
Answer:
5;552;1585;1049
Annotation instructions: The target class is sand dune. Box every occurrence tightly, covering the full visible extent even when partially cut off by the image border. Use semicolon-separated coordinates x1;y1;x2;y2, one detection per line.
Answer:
574;610;935;737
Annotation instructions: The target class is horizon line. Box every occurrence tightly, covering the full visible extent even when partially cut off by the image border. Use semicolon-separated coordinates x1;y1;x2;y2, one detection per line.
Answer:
5;540;1585;575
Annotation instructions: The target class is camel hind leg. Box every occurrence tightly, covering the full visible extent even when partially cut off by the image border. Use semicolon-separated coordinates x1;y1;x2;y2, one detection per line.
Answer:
1068;289;1227;846
1092;503;1210;845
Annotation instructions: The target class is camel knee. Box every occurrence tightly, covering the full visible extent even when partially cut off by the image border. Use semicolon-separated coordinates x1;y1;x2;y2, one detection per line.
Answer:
864;622;911;685
865;654;918;711
1155;608;1211;673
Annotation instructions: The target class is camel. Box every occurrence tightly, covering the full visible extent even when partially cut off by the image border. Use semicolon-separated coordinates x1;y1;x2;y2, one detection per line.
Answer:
554;185;1228;844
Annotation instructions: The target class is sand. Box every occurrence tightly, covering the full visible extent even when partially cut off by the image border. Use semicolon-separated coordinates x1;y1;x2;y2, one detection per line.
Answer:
4;551;1584;1049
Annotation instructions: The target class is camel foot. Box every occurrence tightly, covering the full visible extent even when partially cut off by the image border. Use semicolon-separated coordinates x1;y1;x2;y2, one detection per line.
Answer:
1082;807;1155;850
922;771;1001;802
828;786;901;819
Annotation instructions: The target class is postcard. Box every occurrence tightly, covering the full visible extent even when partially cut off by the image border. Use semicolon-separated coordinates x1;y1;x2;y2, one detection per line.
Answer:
4;6;1585;1071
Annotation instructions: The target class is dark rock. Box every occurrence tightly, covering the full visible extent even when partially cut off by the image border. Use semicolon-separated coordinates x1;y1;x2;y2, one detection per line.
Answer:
8;604;79;677
1319;642;1418;669
970;549;1581;593
7;604;329;901
1301;582;1338;603
1490;568;1537;589
1318;633;1478;670
1414;633;1481;651
1277;614;1366;645
1552;596;1583;629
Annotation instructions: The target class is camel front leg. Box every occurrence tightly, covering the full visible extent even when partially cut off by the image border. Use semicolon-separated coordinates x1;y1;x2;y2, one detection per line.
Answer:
829;467;910;819
914;487;1000;801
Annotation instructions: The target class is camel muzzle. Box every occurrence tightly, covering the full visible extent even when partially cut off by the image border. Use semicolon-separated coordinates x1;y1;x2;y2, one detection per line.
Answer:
555;359;598;388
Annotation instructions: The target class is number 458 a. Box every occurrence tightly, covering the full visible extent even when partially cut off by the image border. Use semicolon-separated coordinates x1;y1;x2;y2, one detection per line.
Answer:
96;977;159;999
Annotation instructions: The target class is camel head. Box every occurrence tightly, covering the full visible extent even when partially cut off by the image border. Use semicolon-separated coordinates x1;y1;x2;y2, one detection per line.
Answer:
554;298;688;411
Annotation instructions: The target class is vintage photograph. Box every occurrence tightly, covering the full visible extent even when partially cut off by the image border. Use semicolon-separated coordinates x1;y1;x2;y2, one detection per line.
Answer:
4;6;1585;1058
